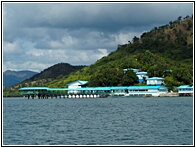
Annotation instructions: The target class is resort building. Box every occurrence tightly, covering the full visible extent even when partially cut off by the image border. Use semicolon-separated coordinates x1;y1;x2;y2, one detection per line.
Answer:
136;71;148;83
18;84;169;98
123;68;148;83
66;80;88;89
110;86;168;97
146;77;164;86
123;68;139;73
177;85;193;96
66;80;88;94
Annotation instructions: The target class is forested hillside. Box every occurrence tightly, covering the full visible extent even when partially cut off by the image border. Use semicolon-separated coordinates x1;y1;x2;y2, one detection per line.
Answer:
29;63;86;81
3;16;193;96
45;16;193;90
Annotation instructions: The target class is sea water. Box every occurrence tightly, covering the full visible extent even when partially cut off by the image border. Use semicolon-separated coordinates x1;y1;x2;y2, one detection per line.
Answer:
3;97;193;145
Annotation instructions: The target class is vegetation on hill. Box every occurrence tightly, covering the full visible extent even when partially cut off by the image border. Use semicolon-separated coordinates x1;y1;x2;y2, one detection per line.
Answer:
29;63;85;81
46;16;193;90
3;16;193;96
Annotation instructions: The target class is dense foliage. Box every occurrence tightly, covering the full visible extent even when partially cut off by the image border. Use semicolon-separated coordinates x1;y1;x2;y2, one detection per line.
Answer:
88;66;138;87
64;17;192;89
29;63;86;80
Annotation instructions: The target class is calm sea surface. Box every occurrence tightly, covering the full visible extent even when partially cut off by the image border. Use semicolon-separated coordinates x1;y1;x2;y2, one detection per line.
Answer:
3;96;193;145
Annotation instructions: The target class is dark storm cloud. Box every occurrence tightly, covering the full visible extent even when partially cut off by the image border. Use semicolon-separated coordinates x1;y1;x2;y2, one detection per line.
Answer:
3;2;193;72
4;3;193;42
4;3;193;31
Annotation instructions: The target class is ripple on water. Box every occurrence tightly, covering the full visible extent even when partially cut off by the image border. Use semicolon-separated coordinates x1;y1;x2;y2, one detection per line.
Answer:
3;97;193;145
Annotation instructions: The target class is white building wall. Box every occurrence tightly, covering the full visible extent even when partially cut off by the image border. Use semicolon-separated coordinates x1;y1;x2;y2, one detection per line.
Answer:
68;82;82;89
147;80;163;85
147;80;154;85
148;89;158;93
68;82;82;94
178;89;193;94
137;75;148;79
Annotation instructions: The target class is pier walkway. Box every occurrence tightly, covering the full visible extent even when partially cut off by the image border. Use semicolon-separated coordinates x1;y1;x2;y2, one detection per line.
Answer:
18;85;170;98
19;87;110;99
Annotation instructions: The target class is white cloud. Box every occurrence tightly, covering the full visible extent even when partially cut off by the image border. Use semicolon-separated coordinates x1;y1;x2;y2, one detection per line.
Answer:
61;36;76;47
112;32;140;45
49;40;63;49
3;41;23;54
97;48;109;58
3;61;48;72
26;50;44;57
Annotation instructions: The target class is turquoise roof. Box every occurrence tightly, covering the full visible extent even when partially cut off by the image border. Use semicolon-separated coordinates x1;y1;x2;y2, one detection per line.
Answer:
110;86;128;90
158;86;168;90
75;87;94;91
75;87;111;91
19;87;49;91
19;85;168;92
92;87;111;91
136;72;147;75
177;85;193;89
146;77;164;80
127;86;160;89
48;88;69;91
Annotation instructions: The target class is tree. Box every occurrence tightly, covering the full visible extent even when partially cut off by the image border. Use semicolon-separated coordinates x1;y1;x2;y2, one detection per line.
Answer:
121;70;138;86
164;76;181;91
172;67;193;85
177;16;182;22
184;15;190;19
187;20;192;31
132;36;139;43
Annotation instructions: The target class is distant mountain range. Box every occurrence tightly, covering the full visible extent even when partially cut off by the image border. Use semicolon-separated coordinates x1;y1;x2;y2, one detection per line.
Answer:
3;63;86;97
3;70;38;87
3;63;86;88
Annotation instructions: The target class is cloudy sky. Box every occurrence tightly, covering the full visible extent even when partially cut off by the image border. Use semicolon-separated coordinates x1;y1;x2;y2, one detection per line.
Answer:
3;2;193;72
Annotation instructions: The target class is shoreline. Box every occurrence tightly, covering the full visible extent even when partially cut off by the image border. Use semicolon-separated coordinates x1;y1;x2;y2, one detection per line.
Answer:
4;92;194;98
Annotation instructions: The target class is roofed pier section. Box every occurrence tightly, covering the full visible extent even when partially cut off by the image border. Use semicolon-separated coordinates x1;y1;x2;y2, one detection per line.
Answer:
19;85;170;98
19;87;50;99
18;87;110;99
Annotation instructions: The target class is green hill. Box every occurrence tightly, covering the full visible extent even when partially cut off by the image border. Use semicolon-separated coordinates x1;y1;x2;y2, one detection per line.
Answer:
29;63;86;81
3;63;86;97
3;16;193;96
46;17;193;89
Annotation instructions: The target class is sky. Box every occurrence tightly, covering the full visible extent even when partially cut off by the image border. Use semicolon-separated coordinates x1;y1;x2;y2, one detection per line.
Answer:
3;2;193;72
